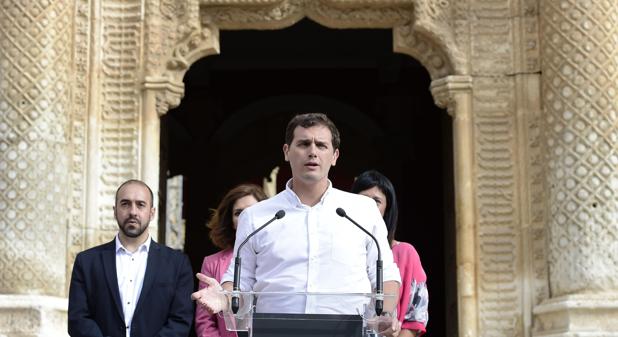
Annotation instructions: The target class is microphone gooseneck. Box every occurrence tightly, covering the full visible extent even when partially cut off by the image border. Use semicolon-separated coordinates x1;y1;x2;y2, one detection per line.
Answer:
231;210;286;313
335;207;384;316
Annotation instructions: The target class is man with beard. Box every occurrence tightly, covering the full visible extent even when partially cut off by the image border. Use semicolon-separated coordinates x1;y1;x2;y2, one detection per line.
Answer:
68;180;194;337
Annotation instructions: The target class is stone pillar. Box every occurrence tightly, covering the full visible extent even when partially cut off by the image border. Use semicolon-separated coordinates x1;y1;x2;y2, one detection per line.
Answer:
431;76;478;337
535;1;618;335
0;1;71;336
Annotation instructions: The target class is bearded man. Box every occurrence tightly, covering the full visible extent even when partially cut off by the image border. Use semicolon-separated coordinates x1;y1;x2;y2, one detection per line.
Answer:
68;179;194;337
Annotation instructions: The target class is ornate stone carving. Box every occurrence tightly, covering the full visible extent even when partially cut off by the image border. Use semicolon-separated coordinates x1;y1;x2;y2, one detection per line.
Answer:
66;0;92;290
0;0;71;296
473;77;521;337
394;24;454;79
12;0;618;336
165;26;219;77
394;0;466;78
164;175;185;250
144;77;185;116
98;0;143;237
541;0;618;296
429;75;472;113
199;0;413;30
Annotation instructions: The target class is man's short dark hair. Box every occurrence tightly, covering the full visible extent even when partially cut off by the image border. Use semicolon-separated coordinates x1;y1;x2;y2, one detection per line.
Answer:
115;179;154;207
284;113;341;149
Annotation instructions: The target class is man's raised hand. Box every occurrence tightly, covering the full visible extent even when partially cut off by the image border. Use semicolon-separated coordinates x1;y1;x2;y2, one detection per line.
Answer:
191;273;228;314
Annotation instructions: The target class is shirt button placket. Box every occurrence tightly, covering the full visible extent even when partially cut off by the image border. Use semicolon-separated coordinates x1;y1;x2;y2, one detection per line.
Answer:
306;209;318;312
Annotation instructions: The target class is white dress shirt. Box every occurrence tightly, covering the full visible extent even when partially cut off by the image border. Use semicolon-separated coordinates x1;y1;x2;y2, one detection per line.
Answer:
222;180;400;315
115;234;151;337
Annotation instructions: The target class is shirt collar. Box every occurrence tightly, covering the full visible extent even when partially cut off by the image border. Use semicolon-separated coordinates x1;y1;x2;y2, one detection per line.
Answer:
284;179;333;207
115;233;152;254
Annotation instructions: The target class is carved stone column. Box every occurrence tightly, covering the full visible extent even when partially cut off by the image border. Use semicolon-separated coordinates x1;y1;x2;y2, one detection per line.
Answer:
431;75;477;337
535;1;618;335
0;1;71;336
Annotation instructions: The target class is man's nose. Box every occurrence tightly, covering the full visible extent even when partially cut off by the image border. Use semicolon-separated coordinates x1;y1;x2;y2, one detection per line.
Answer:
129;204;138;214
308;143;318;156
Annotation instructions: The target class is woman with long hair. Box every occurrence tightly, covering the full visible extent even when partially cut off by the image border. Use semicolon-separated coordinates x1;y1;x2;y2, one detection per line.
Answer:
195;184;268;337
352;170;429;337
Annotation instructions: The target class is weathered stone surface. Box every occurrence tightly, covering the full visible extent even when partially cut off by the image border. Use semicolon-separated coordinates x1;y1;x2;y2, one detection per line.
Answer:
1;0;617;336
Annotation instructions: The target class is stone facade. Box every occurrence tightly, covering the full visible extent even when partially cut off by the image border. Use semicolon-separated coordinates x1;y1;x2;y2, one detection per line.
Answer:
0;0;616;336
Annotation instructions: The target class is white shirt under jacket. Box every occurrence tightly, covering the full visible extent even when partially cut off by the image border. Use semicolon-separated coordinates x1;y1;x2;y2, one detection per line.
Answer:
115;234;151;337
222;180;400;315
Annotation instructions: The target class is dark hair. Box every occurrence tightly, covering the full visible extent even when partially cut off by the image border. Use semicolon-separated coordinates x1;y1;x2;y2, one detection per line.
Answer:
115;179;154;207
284;113;341;149
208;184;268;250
351;170;398;244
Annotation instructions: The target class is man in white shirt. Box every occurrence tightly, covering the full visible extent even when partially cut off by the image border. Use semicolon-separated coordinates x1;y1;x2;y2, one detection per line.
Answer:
68;180;194;337
192;113;400;326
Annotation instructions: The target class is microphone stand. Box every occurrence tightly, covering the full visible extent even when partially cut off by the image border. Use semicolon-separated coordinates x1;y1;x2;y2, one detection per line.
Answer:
336;208;384;316
231;210;285;313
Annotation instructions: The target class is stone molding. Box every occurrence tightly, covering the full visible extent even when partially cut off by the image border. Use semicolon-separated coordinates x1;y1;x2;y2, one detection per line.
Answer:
0;294;67;337
533;293;618;336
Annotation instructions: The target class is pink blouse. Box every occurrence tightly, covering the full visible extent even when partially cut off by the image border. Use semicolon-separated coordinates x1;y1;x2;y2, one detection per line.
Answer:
392;242;428;335
194;249;237;337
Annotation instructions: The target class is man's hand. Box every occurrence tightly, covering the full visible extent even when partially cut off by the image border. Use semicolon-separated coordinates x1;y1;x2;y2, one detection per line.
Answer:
367;314;401;337
378;316;401;337
191;273;228;314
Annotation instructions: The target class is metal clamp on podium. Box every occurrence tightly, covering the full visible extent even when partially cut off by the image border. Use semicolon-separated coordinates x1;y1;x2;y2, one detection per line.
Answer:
220;290;397;337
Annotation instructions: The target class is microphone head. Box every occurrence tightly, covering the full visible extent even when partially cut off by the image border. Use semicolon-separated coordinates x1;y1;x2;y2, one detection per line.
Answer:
275;210;286;219
336;208;346;217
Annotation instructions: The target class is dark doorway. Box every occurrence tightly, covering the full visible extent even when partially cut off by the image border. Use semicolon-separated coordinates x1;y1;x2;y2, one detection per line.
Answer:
160;19;456;337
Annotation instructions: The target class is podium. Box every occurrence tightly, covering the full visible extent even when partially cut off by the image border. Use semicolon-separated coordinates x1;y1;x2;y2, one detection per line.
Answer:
220;291;396;337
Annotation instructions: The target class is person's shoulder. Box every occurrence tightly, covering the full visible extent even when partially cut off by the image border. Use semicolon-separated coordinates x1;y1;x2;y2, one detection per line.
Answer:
204;249;232;262
393;241;421;261
331;187;375;204
153;241;188;259
201;249;232;271
330;188;381;219
245;190;286;214
393;241;417;254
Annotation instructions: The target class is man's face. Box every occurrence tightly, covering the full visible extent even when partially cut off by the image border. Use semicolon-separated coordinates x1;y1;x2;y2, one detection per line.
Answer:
283;125;339;185
114;183;155;238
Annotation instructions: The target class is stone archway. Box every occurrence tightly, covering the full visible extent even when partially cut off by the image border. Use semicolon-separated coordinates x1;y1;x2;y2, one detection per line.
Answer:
143;1;475;336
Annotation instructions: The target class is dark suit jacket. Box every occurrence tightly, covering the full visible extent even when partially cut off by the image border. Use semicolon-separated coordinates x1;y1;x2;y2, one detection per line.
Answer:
68;239;194;337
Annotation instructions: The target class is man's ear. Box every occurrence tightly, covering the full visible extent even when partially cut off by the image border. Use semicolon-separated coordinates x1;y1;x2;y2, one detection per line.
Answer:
331;148;340;166
150;207;156;219
282;144;289;162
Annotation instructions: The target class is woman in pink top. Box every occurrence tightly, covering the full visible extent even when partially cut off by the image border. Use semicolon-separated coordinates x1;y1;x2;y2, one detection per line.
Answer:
352;170;429;337
195;184;267;337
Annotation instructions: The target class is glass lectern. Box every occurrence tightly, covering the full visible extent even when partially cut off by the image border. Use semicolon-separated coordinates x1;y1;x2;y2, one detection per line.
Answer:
220;291;397;337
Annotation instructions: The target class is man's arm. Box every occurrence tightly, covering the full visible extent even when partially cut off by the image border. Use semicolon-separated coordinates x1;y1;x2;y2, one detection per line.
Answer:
67;255;105;337
156;253;194;337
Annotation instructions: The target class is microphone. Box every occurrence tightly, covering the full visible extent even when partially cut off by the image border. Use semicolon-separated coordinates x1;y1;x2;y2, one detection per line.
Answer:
231;210;285;313
335;207;384;316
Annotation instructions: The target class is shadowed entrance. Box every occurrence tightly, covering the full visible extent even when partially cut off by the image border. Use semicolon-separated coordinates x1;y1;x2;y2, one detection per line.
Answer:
161;19;456;337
